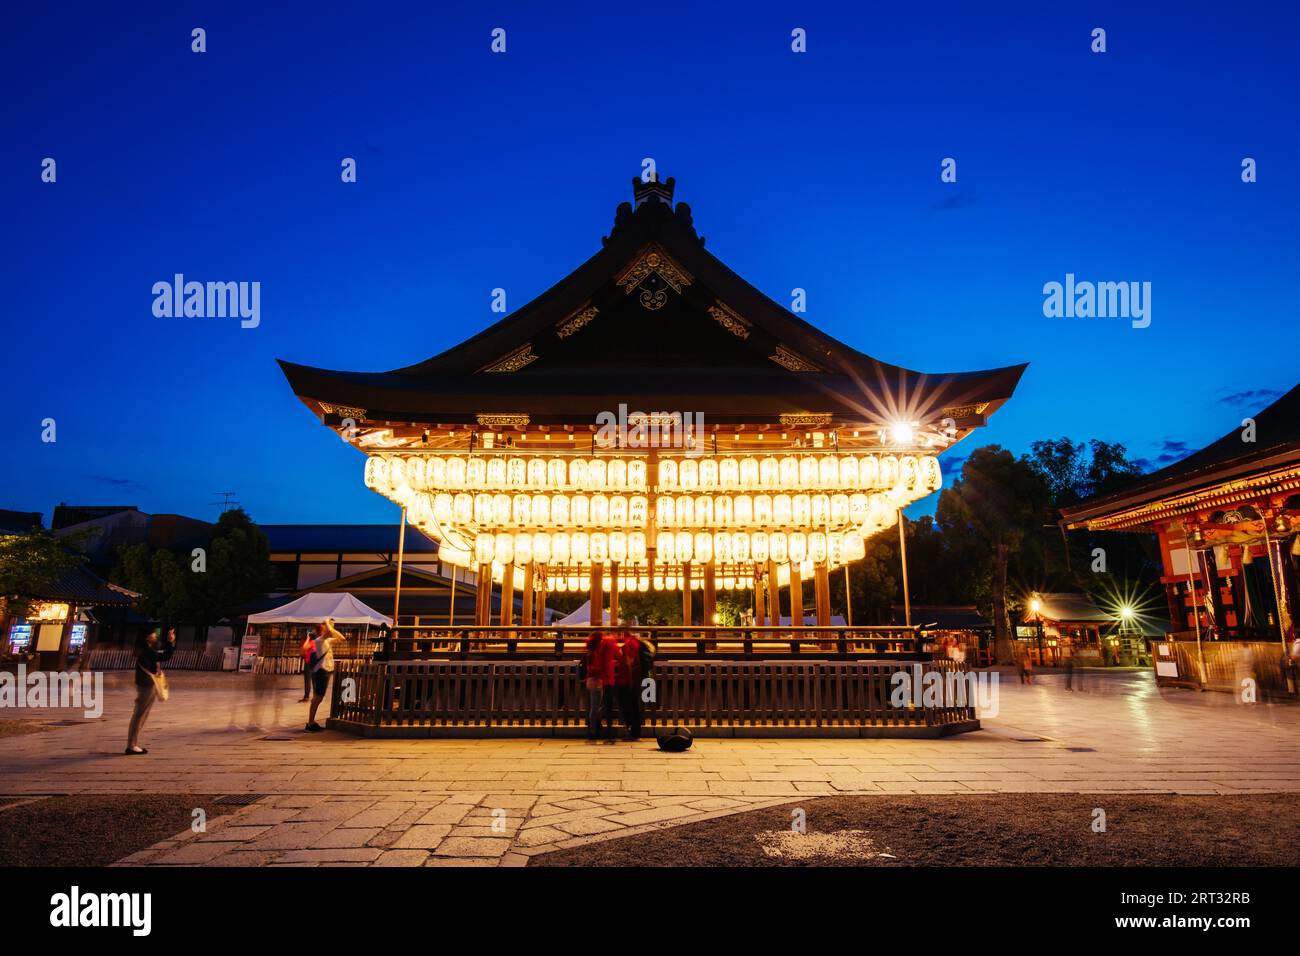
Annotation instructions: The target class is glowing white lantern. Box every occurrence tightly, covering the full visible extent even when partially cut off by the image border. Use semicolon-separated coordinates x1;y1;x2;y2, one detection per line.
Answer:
811;494;829;527
454;493;473;524
552;495;570;526
675;531;694;563
880;455;899;489
609;531;627;563
779;457;798;488
838;456;858;488
659;459;678;489
629;496;648;527
789;532;807;563
569;459;589;489
679;459;698;490
493;494;511;526
475;533;494;565
407;457;427;491
474;493;493;525
720;458;739;489
922;457;942;493
713;532;731;563
830;494;849;526
731;532;749;563
433;493;454;524
532;494;550;526
548;458;567;488
657;532;676;562
527;458;546;487
533;532;552;564
809;532;827;564
512;494;531;526
608;458;627;489
590;532;608;563
900;456;918;490
467;458;487;488
552;531;571;563
760;457;779;488
740;457;759;489
675;496;694;527
715;495;733;526
656;496;675;527
587;459;606;491
515;533;533;565
844;533;866;561
860;455;879;489
800;457;818;487
609;495;628;525
494;532;514;565
571;495;589;526
590;494;609;525
447;456;467;488
773;495;792;525
628;531;647;562
628;459;647;490
770;531;788;564
791;494;810;526
751;531;769;563
734;494;753;525
487;458;506;488
819;456;838;488
695;495;714;526
700;458;718;490
427;456;447;487
571;532;589;563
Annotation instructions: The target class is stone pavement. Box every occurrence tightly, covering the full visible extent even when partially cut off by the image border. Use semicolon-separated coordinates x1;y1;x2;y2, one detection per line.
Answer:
2;668;1298;866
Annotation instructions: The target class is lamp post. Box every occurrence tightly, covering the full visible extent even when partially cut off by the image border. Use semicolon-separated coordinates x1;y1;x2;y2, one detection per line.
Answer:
1030;595;1043;666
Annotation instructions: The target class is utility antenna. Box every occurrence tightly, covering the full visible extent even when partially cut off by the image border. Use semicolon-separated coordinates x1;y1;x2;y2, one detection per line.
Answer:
210;491;240;513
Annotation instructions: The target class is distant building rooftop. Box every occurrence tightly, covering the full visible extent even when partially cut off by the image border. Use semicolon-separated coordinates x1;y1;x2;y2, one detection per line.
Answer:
260;524;438;554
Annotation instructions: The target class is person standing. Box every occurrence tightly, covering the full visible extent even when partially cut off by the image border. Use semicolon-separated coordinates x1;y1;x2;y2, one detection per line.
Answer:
126;628;175;755
614;628;644;741
581;631;613;740
305;620;339;733
298;631;314;702
1019;647;1034;685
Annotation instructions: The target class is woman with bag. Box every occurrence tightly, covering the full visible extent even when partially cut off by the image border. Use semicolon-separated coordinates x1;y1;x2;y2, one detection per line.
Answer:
125;628;175;755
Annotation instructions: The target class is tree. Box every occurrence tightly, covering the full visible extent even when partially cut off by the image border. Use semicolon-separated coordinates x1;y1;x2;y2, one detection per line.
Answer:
0;531;85;622
936;446;1050;664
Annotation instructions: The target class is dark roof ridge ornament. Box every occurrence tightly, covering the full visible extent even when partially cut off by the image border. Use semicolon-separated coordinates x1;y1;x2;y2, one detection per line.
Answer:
605;173;702;246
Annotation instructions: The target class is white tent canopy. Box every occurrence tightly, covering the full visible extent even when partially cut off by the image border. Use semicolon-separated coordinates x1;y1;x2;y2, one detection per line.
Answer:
554;600;609;626
246;592;393;626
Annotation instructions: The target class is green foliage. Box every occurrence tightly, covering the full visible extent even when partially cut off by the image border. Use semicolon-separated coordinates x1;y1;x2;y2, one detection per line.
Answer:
111;508;275;626
0;531;86;619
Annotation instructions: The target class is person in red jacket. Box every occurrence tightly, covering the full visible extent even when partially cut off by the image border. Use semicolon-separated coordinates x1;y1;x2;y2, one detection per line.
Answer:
614;630;643;741
582;631;618;740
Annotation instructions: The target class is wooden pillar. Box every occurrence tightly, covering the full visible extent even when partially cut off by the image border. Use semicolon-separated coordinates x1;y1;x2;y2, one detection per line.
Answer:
703;561;717;626
815;562;831;626
608;562;620;626
754;563;767;627
500;563;515;627
681;562;693;627
789;563;804;626
536;567;548;626
475;563;492;626
590;563;604;626
521;563;534;634
767;560;781;628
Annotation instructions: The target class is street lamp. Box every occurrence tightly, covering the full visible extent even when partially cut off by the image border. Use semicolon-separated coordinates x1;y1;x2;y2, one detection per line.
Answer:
1029;595;1044;665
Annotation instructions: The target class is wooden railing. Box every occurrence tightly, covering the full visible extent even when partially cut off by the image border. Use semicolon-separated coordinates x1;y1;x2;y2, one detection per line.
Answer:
377;624;928;661
1159;634;1297;697
328;658;978;732
82;646;226;671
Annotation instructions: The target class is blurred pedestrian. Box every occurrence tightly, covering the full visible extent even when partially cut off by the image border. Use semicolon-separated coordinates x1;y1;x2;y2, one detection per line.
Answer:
305;620;340;732
126;628;175;755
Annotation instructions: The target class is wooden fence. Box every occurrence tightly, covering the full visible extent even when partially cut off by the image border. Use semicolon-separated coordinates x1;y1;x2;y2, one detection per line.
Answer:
1157;636;1297;698
84;646;226;671
328;659;979;736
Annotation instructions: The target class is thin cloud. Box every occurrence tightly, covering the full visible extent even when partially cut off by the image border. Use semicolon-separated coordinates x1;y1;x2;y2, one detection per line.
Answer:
1217;388;1282;407
929;192;976;213
87;474;147;491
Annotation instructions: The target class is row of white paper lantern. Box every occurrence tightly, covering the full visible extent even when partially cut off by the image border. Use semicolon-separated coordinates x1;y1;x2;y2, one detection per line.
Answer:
365;453;940;495
401;490;902;532
469;528;874;568
546;573;758;593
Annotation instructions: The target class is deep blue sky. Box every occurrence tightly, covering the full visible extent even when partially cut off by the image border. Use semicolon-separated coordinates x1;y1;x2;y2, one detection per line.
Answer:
5;1;1297;527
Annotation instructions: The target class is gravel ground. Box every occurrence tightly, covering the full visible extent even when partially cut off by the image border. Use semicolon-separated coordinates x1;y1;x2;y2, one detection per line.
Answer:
531;793;1300;867
0;794;236;866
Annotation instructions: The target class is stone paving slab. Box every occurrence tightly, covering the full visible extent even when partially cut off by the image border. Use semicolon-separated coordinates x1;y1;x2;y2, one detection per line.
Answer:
5;670;1300;866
